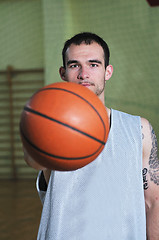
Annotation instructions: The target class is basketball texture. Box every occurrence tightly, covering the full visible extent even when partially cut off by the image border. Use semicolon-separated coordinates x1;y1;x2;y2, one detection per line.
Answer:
20;82;109;171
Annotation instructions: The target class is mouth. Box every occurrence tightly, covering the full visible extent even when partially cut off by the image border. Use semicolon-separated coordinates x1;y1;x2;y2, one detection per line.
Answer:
79;81;94;87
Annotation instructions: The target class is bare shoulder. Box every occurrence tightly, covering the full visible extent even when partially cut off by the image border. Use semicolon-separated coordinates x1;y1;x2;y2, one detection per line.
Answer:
141;117;159;207
141;117;158;172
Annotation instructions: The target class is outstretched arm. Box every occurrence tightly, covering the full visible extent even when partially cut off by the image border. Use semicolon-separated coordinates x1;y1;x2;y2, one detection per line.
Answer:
23;147;51;184
23;146;46;170
142;118;159;240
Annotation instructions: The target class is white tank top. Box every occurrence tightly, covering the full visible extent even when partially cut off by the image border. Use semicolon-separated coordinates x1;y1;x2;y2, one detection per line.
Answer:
36;109;146;240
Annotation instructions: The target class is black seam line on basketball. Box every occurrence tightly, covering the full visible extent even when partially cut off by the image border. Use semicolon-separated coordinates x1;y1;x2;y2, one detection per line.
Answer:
36;87;106;139
20;124;103;160
24;106;106;145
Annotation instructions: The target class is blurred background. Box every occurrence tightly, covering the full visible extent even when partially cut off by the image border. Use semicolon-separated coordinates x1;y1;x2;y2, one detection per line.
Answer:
0;0;159;239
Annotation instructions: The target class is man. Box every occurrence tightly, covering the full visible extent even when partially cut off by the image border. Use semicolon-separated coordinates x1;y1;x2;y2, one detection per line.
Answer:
24;32;159;239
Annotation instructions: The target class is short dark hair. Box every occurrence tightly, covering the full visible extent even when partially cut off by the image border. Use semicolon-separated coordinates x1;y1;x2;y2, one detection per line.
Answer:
62;32;110;69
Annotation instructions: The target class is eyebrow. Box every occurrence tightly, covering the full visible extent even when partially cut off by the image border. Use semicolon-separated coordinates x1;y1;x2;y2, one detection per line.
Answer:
67;59;102;66
67;60;78;66
88;59;102;64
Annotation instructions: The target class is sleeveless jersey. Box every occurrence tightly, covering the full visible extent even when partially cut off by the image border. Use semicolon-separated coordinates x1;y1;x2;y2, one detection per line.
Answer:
36;109;146;240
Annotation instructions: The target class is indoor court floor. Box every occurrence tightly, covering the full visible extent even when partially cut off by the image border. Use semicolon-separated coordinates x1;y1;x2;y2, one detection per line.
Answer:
0;179;42;240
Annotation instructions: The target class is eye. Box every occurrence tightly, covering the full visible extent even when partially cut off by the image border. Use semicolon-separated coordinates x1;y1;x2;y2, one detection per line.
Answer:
69;64;79;68
90;63;98;67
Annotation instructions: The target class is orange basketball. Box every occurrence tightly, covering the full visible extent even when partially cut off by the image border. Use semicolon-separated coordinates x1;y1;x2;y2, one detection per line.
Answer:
20;82;109;171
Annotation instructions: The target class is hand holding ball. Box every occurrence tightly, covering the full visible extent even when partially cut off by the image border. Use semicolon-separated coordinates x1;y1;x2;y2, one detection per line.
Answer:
20;82;109;171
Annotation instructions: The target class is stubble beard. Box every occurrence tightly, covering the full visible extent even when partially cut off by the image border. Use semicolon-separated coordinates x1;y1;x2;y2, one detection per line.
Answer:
94;81;106;97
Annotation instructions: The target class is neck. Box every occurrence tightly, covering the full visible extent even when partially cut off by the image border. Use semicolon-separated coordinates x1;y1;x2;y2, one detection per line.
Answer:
99;93;111;124
99;91;105;105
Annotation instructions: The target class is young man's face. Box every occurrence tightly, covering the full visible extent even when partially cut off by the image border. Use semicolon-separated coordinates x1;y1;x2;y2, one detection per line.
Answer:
59;42;112;103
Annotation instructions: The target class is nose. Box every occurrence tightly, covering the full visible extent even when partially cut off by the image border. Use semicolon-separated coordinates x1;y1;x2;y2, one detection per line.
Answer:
77;67;89;80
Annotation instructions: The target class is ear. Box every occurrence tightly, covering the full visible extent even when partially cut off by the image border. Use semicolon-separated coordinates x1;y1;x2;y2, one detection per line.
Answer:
59;66;67;81
105;65;113;81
